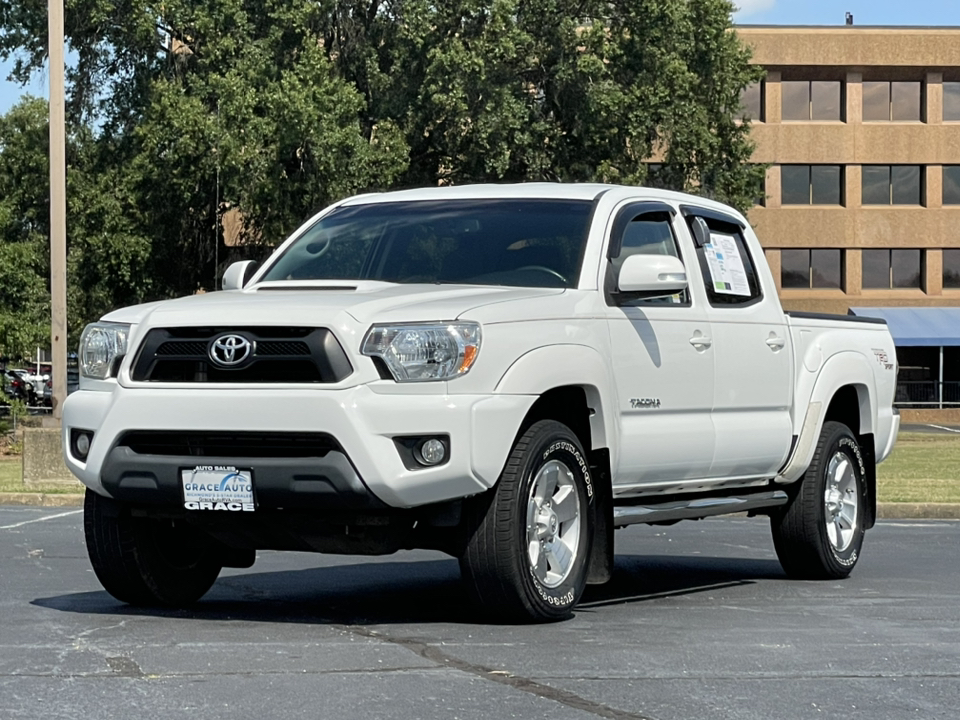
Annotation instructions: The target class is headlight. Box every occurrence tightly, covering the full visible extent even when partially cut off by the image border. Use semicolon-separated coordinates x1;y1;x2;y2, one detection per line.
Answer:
79;322;131;380
361;323;481;382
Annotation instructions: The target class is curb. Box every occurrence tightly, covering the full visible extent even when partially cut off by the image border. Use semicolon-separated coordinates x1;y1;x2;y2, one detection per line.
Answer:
877;502;960;520
0;494;958;518
1;492;84;507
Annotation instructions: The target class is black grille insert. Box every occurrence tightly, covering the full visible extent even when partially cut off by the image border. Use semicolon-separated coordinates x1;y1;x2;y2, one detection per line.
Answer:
156;341;207;356
118;431;342;458
131;327;352;383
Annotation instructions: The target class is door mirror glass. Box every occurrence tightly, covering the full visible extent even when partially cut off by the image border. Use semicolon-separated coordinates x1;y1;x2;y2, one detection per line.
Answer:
617;254;687;297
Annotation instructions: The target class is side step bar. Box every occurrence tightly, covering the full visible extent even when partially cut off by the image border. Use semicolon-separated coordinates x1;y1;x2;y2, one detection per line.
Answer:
613;490;789;528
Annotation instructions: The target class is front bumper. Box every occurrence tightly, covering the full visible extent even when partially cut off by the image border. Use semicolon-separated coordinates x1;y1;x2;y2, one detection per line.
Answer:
63;384;536;509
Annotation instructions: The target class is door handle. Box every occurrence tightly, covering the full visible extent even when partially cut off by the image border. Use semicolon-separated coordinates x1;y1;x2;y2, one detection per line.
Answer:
689;335;713;350
766;335;786;351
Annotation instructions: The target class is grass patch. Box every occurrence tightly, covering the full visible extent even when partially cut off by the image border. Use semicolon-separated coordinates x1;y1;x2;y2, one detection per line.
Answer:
0;457;20;490
878;432;960;503
0;456;80;495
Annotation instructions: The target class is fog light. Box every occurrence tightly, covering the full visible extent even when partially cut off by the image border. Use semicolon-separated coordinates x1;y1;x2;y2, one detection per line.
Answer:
417;438;446;466
72;430;93;459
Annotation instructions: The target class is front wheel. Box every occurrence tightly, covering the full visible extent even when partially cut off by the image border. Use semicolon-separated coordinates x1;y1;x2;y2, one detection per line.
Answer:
459;420;595;622
771;421;867;579
84;489;222;606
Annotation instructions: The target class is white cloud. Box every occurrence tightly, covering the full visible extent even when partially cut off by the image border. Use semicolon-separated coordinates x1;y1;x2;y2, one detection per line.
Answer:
734;0;776;18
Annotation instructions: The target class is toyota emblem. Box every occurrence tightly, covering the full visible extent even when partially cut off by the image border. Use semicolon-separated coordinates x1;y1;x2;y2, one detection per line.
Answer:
209;334;253;366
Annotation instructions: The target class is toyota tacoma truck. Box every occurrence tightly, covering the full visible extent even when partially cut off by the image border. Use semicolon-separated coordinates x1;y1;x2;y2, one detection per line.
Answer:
64;184;899;622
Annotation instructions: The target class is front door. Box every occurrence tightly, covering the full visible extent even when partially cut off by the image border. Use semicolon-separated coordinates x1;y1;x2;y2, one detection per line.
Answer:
603;203;716;493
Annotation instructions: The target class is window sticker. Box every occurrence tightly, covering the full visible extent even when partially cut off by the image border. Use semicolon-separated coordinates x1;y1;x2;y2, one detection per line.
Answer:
703;232;751;297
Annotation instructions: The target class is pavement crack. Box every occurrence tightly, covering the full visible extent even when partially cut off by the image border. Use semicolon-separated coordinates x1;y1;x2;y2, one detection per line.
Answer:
341;626;657;720
0;666;444;680
105;656;145;679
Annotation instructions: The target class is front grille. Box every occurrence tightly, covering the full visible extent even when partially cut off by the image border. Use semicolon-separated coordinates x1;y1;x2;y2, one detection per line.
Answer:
131;327;352;383
257;341;311;356
118;431;342;458
157;341;207;356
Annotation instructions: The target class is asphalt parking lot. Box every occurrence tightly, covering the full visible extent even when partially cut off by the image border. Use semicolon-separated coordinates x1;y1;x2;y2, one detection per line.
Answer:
901;423;960;435
1;507;958;720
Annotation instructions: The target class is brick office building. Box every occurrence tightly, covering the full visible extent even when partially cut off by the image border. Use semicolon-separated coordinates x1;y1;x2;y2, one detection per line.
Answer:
737;25;960;417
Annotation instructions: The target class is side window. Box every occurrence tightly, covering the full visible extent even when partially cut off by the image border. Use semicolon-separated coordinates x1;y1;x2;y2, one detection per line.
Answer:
607;210;689;306
686;215;762;307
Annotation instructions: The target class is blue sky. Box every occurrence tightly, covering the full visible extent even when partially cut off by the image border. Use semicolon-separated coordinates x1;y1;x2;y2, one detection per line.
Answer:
735;0;960;25
2;0;960;116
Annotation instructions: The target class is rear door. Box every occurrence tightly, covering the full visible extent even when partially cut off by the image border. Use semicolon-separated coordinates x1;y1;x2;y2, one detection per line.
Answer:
681;207;793;479
602;201;716;490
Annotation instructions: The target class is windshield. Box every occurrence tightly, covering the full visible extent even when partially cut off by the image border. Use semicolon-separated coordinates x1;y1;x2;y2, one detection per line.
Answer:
259;199;593;289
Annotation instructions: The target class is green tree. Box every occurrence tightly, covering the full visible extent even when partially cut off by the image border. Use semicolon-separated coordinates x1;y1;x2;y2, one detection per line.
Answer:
0;98;154;352
3;0;409;299
0;0;761;321
0;98;52;358
318;0;764;210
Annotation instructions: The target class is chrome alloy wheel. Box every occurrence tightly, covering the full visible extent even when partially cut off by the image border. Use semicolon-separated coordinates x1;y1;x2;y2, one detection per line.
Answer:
823;451;859;553
525;459;581;588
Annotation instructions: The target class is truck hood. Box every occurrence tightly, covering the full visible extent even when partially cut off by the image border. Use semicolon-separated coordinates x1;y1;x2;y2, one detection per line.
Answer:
101;282;564;328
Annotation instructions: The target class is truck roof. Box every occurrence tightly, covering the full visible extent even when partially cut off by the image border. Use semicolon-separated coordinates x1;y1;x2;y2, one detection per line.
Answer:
339;183;744;217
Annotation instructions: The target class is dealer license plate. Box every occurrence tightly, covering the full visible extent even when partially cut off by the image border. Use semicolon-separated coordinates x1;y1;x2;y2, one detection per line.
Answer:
181;465;255;512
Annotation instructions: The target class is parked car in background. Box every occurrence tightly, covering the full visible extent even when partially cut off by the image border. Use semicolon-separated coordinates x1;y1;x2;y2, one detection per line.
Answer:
3;370;39;406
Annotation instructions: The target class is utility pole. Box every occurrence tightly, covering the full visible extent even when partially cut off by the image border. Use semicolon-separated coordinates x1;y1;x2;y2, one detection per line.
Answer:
48;0;67;421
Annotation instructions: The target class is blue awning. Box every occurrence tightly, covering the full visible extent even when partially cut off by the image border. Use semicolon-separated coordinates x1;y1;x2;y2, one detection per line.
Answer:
849;307;960;347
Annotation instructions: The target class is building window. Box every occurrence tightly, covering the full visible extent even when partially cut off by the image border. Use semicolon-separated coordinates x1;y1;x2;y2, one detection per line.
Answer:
944;83;960;122
781;249;844;289
863;81;922;122
945;250;960;289
781;165;843;205
782;80;842;121
739;82;763;121
862;249;923;289
944;166;960;205
861;166;923;205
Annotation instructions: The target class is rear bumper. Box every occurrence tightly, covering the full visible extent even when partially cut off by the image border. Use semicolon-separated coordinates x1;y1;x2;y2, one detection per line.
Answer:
63;384;536;509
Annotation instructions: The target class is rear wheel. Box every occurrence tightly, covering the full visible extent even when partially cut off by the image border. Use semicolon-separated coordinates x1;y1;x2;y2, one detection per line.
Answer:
771;421;867;579
460;420;595;622
84;489;222;606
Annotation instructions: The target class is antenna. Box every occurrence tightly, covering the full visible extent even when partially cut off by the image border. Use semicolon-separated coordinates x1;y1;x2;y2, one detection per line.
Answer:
845;12;854;25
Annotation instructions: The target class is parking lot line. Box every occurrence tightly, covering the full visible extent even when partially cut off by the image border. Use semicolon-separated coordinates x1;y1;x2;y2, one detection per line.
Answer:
927;423;960;434
0;509;82;530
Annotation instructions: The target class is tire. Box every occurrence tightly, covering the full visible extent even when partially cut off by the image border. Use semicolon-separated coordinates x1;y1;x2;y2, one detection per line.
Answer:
771;421;867;580
459;420;595;622
84;489;222;606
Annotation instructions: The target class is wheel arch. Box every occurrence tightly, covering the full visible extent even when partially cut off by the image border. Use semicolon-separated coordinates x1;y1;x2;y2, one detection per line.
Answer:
495;344;615;453
494;345;616;585
777;352;878;523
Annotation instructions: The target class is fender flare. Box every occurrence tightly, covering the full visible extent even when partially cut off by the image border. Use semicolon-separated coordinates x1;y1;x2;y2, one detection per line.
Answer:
495;344;616;454
777;351;877;484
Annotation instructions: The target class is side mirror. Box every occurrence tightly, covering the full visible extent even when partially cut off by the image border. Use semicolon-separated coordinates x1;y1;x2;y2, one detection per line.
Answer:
691;216;710;248
617;254;688;297
221;260;257;291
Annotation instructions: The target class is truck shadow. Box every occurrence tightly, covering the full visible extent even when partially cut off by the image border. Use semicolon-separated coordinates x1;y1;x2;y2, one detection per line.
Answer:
31;554;785;626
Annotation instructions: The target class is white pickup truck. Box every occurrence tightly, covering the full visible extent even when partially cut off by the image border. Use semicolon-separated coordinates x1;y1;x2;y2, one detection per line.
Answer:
65;184;899;621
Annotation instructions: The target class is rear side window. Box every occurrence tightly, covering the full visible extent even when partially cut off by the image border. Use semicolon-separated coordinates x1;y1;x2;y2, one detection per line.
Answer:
685;214;762;307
